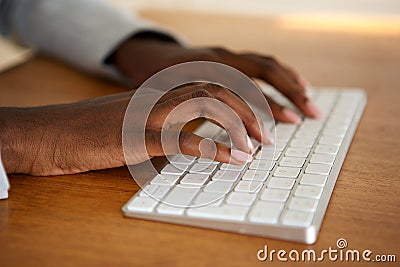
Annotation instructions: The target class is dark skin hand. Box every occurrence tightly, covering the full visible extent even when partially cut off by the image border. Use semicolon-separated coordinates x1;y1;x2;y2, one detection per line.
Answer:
0;37;322;175
114;37;322;123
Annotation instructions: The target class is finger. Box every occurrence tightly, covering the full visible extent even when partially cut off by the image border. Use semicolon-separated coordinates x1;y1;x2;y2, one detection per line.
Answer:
145;130;251;165
247;55;322;119
149;89;252;153
281;64;312;94
212;50;322;119
197;83;271;145
156;83;271;145
265;96;302;124
257;59;322;119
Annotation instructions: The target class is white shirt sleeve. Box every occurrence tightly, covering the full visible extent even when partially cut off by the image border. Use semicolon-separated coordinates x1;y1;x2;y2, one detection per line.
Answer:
2;0;185;80
0;152;10;200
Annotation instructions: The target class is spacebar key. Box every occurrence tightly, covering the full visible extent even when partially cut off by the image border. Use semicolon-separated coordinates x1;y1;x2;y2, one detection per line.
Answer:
187;204;249;221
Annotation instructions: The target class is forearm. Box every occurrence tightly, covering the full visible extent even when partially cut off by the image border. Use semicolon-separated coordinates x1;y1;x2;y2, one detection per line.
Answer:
0;97;128;176
0;107;40;174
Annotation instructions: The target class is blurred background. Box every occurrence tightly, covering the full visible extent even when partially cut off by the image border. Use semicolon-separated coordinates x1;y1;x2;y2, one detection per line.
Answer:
113;0;400;18
112;0;400;34
1;0;399;72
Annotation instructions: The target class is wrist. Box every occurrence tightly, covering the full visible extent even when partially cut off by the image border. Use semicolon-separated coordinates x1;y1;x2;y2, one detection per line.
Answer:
112;33;181;75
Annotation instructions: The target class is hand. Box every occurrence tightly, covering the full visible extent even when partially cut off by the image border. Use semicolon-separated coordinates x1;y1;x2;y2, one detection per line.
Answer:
0;83;269;176
114;37;322;123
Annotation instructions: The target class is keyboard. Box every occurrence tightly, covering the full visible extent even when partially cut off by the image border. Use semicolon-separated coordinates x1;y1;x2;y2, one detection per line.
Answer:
122;87;366;244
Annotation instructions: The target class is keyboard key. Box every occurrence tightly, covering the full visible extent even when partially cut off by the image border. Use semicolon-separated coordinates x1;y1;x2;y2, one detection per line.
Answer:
212;170;241;182
319;136;343;146
289;197;318;212
189;163;217;175
226;192;257;206
256;150;279;160
329;115;352;124
276;123;297;135
295;185;323;199
302;118;324;128
260;188;290;202
139;184;159;197
326;120;350;130
279;157;305;168
152;185;171;199
151;174;181;186
235;180;263;193
272;152;282;161
297;126;320;135
300;174;327;187
204;181;234;194
127;197;159;213
220;163;247;171
161;164;188;175
281;210;314;226
273;166;301;178
267;177;295;190
285;147;310;158
187;204;249;221
249;160;275;171
276;135;291;142
180;173;209;185
323;127;347;137
295;131;319;140
241;170;269;181
169;154;196;165
194;192;225;206
314;144;339;155
262;142;286;151
305;163;332;175
197;158;220;164
290;139;315;148
249;202;284;224
163;186;200;206
157;203;185;215
310;154;335;165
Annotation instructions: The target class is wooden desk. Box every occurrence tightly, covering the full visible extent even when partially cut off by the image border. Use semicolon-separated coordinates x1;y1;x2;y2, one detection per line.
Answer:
0;10;399;266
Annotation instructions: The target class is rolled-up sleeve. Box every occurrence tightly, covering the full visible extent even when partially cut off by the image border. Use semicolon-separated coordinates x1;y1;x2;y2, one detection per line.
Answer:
0;0;184;78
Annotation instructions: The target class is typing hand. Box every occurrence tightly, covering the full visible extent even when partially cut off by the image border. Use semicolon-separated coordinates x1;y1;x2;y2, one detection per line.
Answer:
114;38;322;124
0;83;270;176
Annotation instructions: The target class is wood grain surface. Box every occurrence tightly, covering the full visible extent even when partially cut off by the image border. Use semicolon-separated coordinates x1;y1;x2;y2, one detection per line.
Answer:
0;10;399;267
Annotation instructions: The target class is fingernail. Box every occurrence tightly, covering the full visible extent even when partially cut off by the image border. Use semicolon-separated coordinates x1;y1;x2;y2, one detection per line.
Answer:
231;149;252;164
282;109;302;124
246;135;255;154
262;126;274;144
298;75;311;88
305;100;323;119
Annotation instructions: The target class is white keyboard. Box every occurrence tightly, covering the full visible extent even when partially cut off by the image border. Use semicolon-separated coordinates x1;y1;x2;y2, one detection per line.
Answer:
122;87;366;244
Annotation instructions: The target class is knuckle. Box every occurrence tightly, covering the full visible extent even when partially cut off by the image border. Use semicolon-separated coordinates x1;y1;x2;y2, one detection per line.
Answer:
263;57;279;70
145;130;160;145
202;82;227;96
179;132;196;148
226;116;244;133
191;89;210;98
210;46;231;56
264;55;278;63
193;49;219;61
